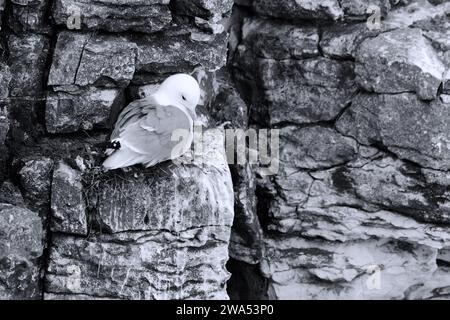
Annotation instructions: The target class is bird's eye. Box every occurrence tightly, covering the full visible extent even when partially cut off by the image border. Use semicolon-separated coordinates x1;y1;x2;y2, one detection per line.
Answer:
182;95;186;101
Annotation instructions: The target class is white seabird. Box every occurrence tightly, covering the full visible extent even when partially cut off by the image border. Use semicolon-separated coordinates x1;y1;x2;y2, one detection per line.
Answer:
102;73;201;170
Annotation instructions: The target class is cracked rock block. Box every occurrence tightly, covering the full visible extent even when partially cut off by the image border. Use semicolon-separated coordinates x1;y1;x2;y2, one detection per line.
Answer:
48;32;138;90
406;265;450;299
50;161;87;235
96;164;233;234
355;28;445;100
412;15;450;55
445;69;450;94
130;31;228;84
336;93;450;171
46;88;124;133
45;228;230;299
279;126;358;170
210;70;248;128
0;204;43;299
229;162;261;265
261;238;438;299
0;63;11;100
252;0;344;21
96;132;233;234
0;106;8;181
53;0;172;33
320;23;381;59
256;57;356;125
0;0;3;25
8;0;52;33
0;63;11;179
46;132;234;299
233;20;356;125
8;33;50;98
7;33;50;134
0;181;25;207
240;18;319;60
170;0;234;34
171;0;234;18
339;0;391;20
18;157;53;217
0;105;8;146
383;0;450;30
271;153;450;238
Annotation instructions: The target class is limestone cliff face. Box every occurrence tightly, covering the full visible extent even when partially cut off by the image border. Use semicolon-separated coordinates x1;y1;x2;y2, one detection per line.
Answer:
228;0;450;299
1;0;450;300
0;0;234;299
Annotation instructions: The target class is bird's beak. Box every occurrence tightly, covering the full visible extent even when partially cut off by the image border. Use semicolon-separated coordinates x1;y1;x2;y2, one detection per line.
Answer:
186;107;197;121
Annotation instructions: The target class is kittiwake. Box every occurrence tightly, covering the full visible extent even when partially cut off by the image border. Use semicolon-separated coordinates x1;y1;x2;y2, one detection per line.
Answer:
102;73;201;170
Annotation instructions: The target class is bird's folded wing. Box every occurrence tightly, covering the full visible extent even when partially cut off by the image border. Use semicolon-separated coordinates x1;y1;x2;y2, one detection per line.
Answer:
110;97;156;141
116;103;192;163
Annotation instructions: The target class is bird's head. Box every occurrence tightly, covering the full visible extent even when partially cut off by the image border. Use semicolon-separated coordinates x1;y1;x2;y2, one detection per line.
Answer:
157;74;201;116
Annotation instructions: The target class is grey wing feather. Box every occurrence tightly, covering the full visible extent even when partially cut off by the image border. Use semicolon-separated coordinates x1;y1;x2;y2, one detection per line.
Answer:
119;105;191;157
110;96;157;141
106;95;192;168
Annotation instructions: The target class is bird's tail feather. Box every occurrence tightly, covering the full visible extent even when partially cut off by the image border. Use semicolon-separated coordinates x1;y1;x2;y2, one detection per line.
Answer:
102;150;144;170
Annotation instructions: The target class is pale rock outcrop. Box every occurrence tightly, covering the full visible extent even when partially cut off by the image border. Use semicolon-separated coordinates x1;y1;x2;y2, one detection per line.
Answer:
50;162;87;235
355;28;445;100
0;204;43;299
52;0;172;33
336;93;450;171
46;131;234;299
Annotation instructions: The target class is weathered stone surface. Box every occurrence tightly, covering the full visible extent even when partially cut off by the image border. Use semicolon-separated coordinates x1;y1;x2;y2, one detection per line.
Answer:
0;63;11;99
45;228;230;299
96;132;233;233
355;28;445;100
46;88;124;133
0;105;8;182
412;15;450;54
254;144;450;299
130;31;228;84
339;0;391;20
50;162;87;235
227;0;450;301
233;19;356;126
8;33;50;97
0;204;43;299
384;0;450;30
279;126;358;170
0;181;25;207
8;0;51;33
240;18;319;60
320;23;380;59
210;70;248;128
256;57;356;125
271;154;450;231
336;93;450;171
48;32;138;89
18;157;53;216
253;0;344;21
229;162;261;265
444;69;450;94
53;0;172;33
45;132;234;299
0;105;8;146
7;33;50;136
0;0;4;25
171;0;234;18
261;238;438;299
406;265;450;299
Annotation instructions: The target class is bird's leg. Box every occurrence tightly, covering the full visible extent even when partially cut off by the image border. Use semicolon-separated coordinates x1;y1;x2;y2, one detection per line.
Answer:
121;167;132;173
